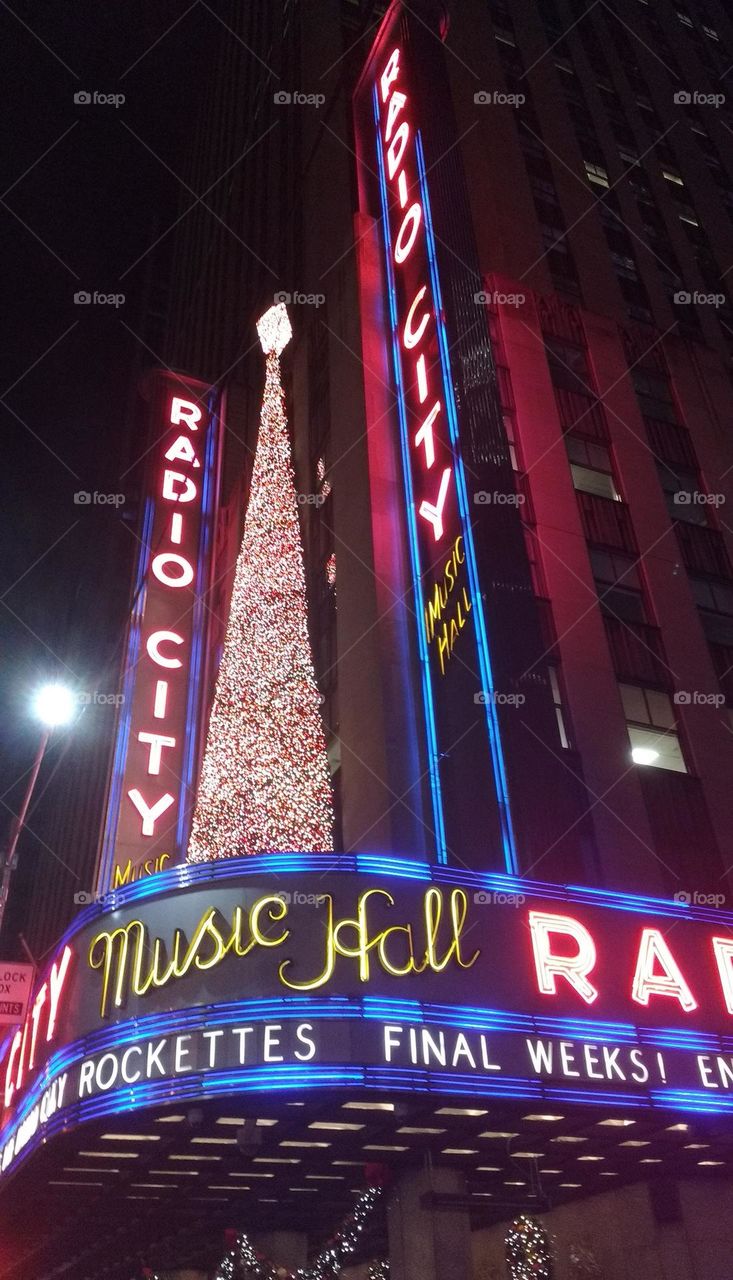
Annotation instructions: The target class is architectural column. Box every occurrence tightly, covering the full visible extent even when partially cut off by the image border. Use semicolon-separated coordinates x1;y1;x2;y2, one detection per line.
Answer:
388;1168;471;1280
253;1232;308;1273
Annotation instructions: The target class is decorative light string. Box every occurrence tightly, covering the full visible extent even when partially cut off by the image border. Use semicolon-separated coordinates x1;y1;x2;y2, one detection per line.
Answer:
505;1215;553;1280
187;302;333;861
210;1185;383;1280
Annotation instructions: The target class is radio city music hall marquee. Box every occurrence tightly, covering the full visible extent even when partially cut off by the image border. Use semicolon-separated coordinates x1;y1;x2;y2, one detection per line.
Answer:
4;855;733;1179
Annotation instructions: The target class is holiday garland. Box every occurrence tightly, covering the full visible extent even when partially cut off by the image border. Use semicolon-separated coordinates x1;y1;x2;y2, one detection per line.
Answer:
505;1215;553;1280
142;1186;383;1280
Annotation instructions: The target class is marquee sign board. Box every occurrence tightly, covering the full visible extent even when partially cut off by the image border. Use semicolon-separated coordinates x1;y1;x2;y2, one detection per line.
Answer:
3;855;733;1181
96;372;223;893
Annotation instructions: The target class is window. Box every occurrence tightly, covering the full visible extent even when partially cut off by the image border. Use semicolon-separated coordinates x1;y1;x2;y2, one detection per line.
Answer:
690;576;733;615
591;550;646;622
585;160;610;188
656;461;709;526
549;666;571;748
544;337;592;395
566;436;620;500
620;684;687;772
631;369;678;424
662;169;685;186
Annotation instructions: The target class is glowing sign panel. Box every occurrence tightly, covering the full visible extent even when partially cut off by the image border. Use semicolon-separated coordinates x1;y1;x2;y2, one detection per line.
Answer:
4;857;733;1183
97;373;221;892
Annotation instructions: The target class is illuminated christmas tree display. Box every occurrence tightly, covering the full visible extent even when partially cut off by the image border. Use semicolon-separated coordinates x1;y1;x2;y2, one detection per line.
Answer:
188;302;333;860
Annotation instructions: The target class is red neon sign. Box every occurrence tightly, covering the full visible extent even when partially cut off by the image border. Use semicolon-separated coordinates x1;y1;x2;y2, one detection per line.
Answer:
98;375;221;890
3;946;72;1110
380;47;455;552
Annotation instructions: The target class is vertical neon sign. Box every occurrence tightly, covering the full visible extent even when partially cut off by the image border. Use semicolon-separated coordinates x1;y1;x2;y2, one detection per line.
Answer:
371;38;517;872
97;373;222;891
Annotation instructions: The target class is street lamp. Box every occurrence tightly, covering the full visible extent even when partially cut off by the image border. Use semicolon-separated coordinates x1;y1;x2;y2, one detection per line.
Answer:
0;683;79;937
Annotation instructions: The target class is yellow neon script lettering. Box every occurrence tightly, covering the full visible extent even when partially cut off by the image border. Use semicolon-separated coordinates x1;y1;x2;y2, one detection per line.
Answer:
88;888;478;1013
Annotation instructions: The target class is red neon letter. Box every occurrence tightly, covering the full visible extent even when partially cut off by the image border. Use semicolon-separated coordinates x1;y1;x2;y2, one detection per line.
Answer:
164;435;200;467
419;467;452;541
151;552;194;589
138;731;177;776
380;48;400;103
403;286;430;349
385;89;406;144
631;928;697;1012
147;630;184;668
128;789;175;836
387;121;410;180
529;911;599;1005
27;982;47;1070
415;401;441;469
4;1030;22;1109
48;945;73;1041
394;203;422;264
713;938;733;1015
162;470;197;503
170;397;201;430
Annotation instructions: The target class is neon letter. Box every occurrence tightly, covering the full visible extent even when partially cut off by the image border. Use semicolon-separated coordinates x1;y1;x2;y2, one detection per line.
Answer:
170;397;201;430
403;286;430;349
27;982;48;1070
127;789;175;837
529;911;599;1005
164;435;200;467
394;203;422;264
380;48;400;103
387;121;410;179
147;630;184;669
713;937;733;1015
632;928;697;1011
162;470;197;503
138;731;177;775
415;401;441;469
4;1030;22;1109
419;467;452;541
385;90;406;144
151;553;194;589
48;945;73;1041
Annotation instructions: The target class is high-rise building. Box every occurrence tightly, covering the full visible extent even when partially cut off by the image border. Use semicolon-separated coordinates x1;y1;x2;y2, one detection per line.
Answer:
3;3;733;1278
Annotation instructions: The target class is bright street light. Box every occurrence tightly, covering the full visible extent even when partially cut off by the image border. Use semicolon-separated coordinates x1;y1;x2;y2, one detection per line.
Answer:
33;683;78;727
0;682;80;937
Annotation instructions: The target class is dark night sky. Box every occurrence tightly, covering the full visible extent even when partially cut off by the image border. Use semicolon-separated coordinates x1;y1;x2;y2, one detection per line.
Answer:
0;2;213;911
